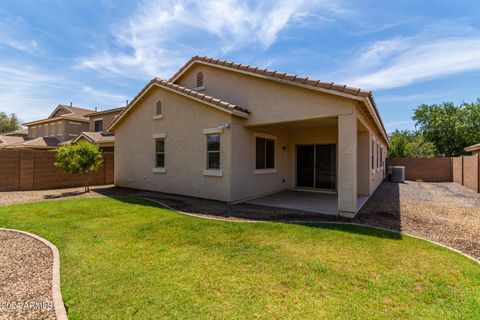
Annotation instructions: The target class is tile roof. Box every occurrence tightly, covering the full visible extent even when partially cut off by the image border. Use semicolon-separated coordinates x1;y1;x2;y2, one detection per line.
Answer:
6;136;60;149
2;127;28;136
60;105;95;117
465;143;480;152
73;132;115;144
24;104;93;126
170;55;387;142
83;107;125;117
0;135;26;145
108;78;249;131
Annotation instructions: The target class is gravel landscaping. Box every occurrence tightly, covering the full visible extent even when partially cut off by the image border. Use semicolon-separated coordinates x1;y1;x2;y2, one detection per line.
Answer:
0;181;479;260
0;230;55;320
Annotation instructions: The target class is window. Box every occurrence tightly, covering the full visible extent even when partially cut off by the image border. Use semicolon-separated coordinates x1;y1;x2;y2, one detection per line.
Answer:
256;137;275;169
196;72;204;88
377;143;380;169
380;147;383;167
156;101;162;116
371;140;375;169
94;119;103;132
207;134;220;169
155;138;165;168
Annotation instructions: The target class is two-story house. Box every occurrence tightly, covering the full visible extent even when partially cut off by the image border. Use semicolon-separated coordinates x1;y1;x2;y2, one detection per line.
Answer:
69;107;124;151
0;104;93;149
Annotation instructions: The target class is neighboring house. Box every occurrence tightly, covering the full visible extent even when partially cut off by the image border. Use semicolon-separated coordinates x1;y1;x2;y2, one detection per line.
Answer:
0;128;29;147
4;136;62;150
465;143;480;155
0;135;26;147
108;56;390;216
70;132;115;151
2;127;29;138
0;104;94;149
84;107;124;133
68;107;124;151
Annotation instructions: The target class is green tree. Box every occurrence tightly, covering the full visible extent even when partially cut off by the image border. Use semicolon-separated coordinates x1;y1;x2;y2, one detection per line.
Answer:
404;135;437;158
0;112;21;133
413;100;480;156
55;141;103;192
388;130;437;158
388;129;414;158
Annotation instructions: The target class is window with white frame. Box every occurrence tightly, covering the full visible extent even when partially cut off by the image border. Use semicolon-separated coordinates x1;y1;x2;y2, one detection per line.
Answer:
94;119;103;132
256;136;275;170
206;134;220;169
155;138;165;168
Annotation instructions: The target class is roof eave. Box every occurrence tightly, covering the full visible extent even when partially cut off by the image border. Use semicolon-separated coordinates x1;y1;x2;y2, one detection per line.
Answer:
83;107;125;117
170;58;389;145
107;81;249;133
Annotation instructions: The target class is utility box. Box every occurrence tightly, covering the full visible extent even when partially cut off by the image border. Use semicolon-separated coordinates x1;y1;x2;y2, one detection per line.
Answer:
388;166;405;183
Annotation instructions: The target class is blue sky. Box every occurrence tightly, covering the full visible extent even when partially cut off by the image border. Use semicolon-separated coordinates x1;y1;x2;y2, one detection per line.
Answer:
1;0;480;132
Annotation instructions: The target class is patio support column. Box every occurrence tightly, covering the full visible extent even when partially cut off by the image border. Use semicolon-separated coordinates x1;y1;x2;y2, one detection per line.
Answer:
338;111;357;216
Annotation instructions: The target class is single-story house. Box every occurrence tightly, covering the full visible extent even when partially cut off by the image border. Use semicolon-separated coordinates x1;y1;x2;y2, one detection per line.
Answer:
108;56;389;217
465;143;480;155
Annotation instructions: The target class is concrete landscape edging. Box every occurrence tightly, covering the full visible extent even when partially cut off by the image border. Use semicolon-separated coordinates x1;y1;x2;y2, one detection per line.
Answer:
0;228;68;320
140;197;480;265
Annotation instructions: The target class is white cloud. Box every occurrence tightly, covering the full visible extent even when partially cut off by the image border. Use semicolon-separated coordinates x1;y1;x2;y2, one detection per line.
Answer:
0;65;65;121
376;91;455;103
348;37;480;89
384;120;415;131
82;86;128;106
78;0;348;78
0;15;41;54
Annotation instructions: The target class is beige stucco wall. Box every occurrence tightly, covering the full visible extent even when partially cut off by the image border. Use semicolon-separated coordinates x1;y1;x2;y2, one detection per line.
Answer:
355;104;387;195
27;120;81;142
230;123;288;201
175;63;355;126
357;131;370;196
89;111;121;132
112;63;389;212
114;85;234;201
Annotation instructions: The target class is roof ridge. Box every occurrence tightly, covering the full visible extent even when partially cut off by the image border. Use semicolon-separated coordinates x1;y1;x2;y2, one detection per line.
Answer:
169;55;387;142
170;56;372;96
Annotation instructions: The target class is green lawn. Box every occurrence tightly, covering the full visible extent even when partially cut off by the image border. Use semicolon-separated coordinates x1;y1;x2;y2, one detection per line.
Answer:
0;197;479;319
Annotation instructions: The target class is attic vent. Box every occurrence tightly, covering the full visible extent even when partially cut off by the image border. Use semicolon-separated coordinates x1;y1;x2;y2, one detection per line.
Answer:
156;101;162;115
196;72;204;88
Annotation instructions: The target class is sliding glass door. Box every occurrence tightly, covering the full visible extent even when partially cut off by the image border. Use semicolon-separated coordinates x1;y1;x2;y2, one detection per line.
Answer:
296;144;336;190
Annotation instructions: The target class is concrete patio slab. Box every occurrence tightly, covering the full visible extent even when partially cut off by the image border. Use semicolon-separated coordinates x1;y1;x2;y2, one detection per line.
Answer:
246;190;369;215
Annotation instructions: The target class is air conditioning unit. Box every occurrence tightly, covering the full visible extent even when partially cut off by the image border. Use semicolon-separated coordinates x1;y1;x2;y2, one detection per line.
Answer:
388;166;405;183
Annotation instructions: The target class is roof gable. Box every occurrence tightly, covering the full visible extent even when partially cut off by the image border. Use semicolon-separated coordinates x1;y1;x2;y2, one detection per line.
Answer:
171;56;389;146
107;79;249;132
48;105;71;118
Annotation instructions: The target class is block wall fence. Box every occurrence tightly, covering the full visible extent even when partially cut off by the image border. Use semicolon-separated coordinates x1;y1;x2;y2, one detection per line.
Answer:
387;155;480;193
0;149;113;191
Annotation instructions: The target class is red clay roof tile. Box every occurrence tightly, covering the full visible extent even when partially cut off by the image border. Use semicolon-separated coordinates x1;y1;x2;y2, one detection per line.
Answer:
162;56;387;142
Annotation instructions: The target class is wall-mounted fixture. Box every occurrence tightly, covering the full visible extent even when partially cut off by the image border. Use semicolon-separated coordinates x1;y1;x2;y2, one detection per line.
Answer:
217;123;231;130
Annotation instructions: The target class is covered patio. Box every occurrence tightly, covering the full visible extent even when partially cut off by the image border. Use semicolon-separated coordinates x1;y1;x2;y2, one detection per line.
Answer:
246;190;369;215
243;111;375;217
